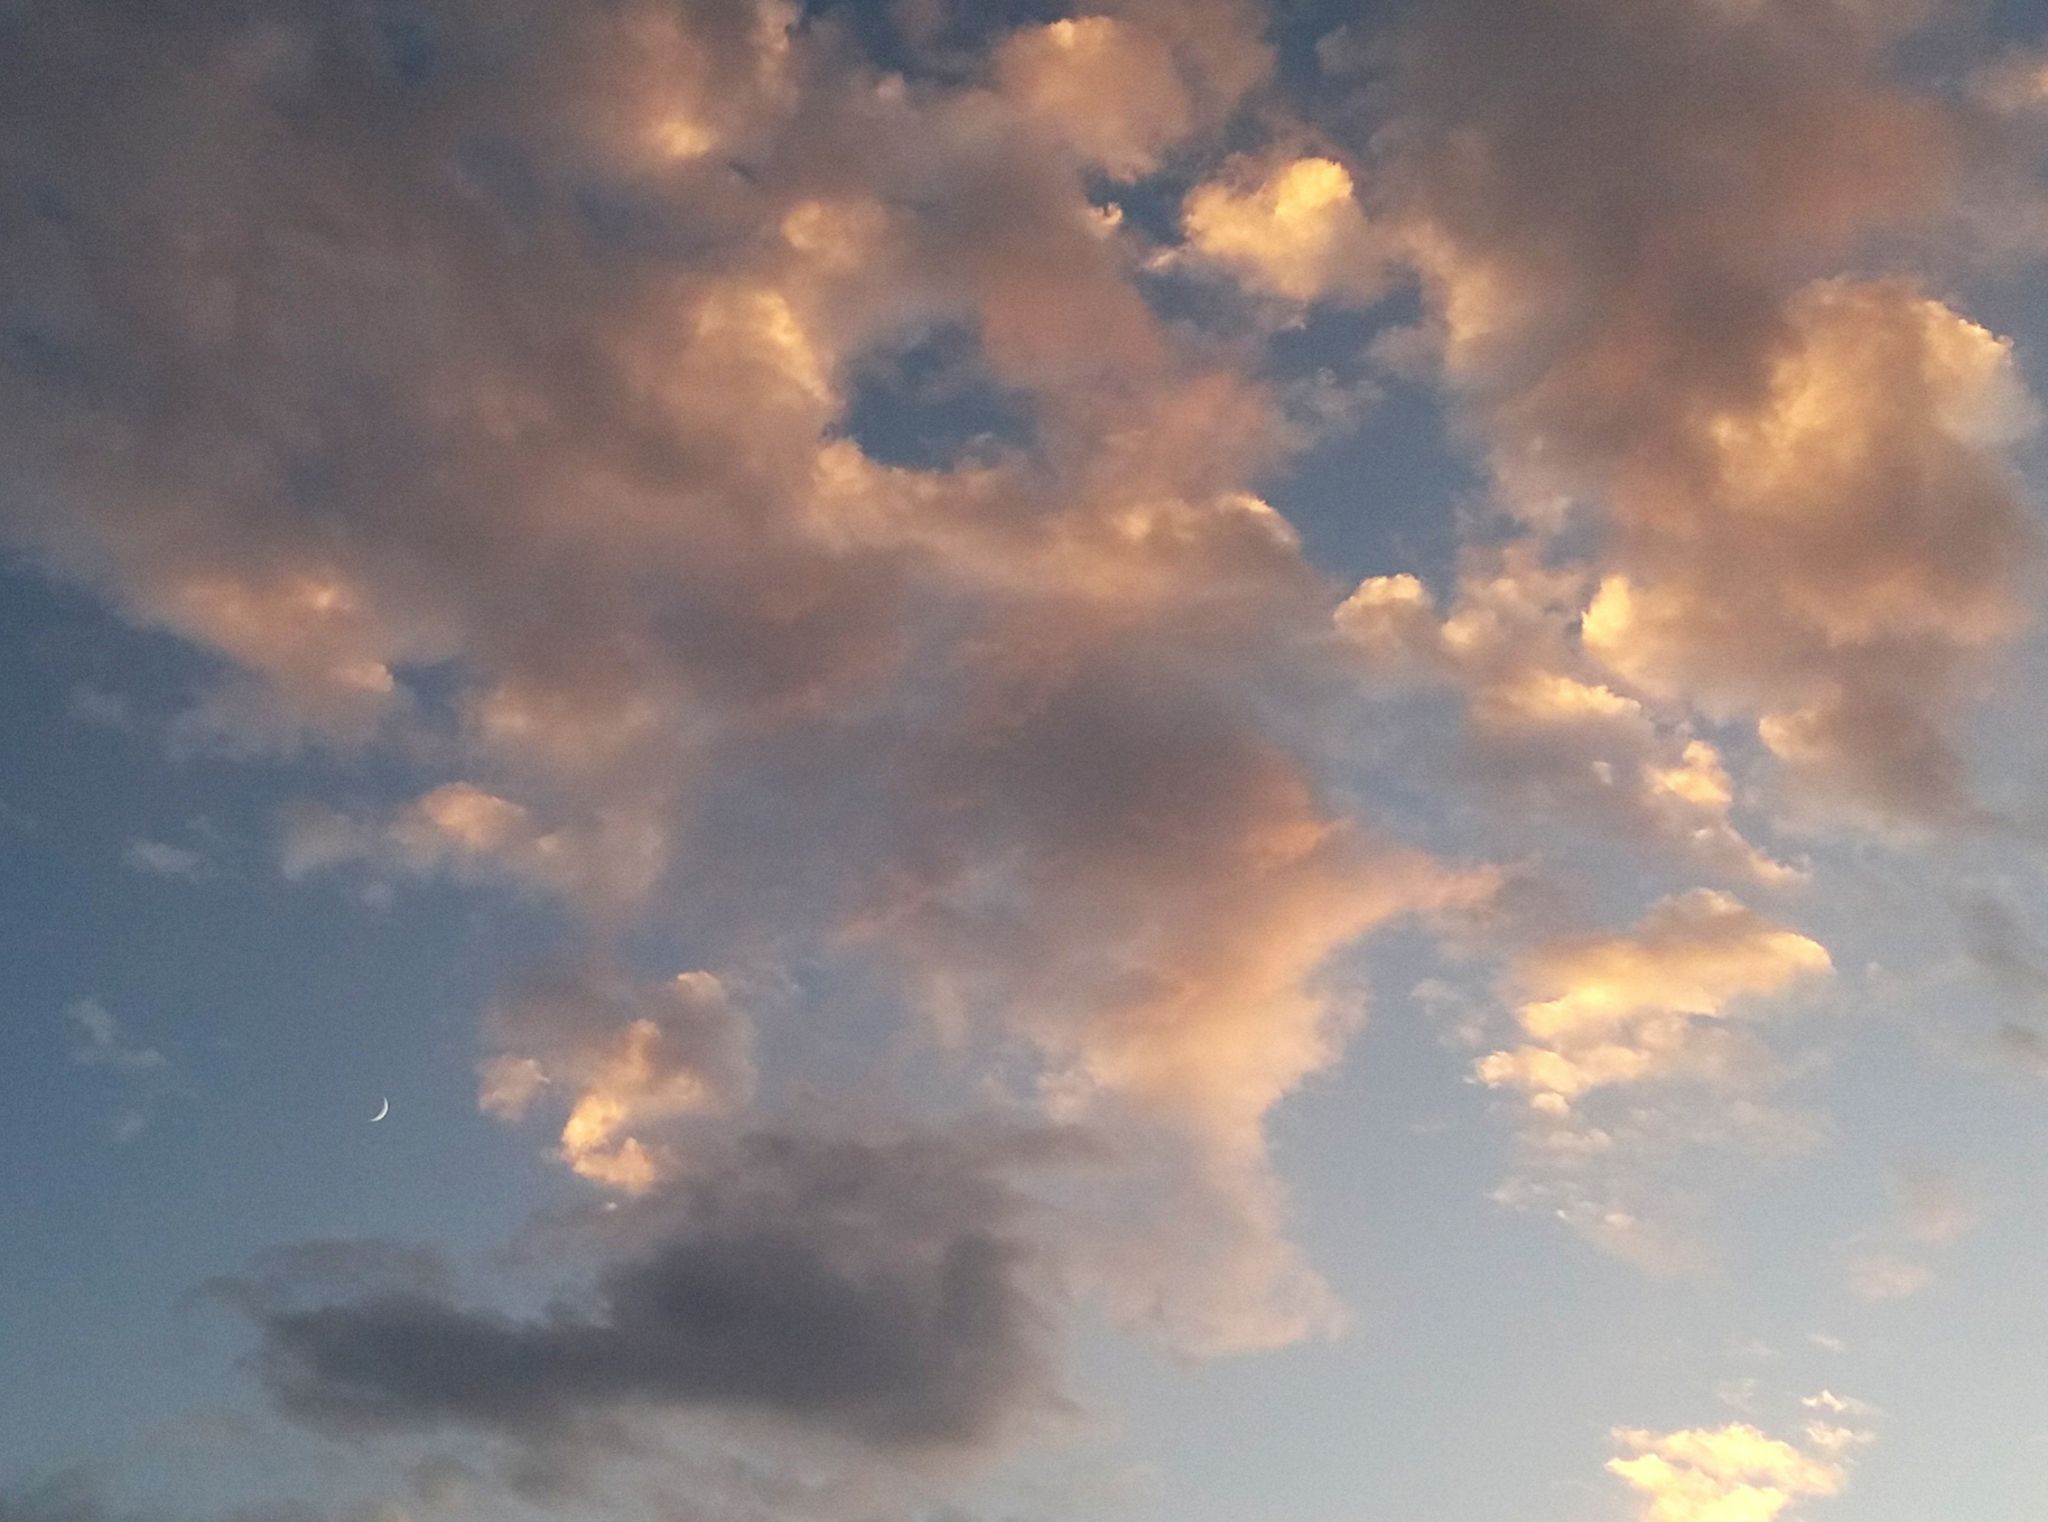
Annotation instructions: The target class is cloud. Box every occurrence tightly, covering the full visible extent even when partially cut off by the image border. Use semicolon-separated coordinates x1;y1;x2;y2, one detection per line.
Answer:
1844;1253;1933;1303
1893;1165;1982;1246
1961;894;2048;1003
66;998;167;1075
1338;548;1801;883
1470;892;1833;1267
1994;1021;2048;1076
66;686;132;729
247;1126;1073;1456
123;838;209;880
995;17;1193;182
827;653;1494;1348
0;0;1515;1390
1478;890;1831;1109
1800;1390;1877;1418
1180;156;1387;304
1607;1424;1846;1522
279;784;670;917
1371;0;2035;828
0;1478;189;1522
478;966;755;1191
1836;1165;1981;1302
1;0;1460;1138
12;0;2032;1505
1578;281;2036;824
0;1475;397;1522
863;659;1493;1150
1796;1392;1880;1457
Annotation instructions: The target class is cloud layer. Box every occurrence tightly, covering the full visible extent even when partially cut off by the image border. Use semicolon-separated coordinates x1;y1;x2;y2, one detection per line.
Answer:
6;0;2046;1512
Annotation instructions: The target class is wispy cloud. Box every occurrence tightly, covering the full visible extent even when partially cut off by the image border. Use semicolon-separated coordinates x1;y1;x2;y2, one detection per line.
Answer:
66;999;167;1075
122;839;209;881
65;998;177;1140
1841;1165;1984;1302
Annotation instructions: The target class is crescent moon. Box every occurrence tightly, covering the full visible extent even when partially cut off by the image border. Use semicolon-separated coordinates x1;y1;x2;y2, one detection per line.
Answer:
370;1097;389;1123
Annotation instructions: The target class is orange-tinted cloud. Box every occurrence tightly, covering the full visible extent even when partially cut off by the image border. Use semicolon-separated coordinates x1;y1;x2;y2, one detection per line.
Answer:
1339;551;1799;883
1181;156;1387;304
1609;1423;1846;1522
1480;889;1831;1109
1377;0;2032;827
480;968;755;1192
0;0;1501;1372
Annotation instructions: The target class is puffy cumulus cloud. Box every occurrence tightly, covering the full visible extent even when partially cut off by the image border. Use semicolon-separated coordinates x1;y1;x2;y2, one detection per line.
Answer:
1333;0;2037;1256
1379;0;1959;434
0;0;1492;1436
859;665;1493;1153
995;16;1192;182
4;0;863;761
1607;1424;1846;1522
1373;0;2036;827
1331;572;1441;670
798;442;1493;1348
1580;281;2037;823
834;656;1494;1350
1337;551;1799;884
1180;156;1386;304
993;0;1274;183
1511;892;1831;1045
247;1127;1071;1456
1479;889;1832;1109
1471;891;1834;1270
478;967;754;1192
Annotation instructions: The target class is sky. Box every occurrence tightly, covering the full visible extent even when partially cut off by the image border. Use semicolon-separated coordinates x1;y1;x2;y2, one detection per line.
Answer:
11;0;2048;1519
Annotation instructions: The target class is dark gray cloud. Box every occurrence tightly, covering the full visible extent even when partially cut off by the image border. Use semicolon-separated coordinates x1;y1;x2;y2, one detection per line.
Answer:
246;1127;1073;1452
0;1473;332;1522
195;1236;455;1320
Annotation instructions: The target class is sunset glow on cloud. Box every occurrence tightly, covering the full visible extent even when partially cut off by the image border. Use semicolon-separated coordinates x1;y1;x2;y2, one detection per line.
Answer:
7;2;2048;1520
